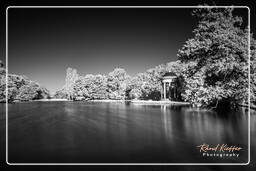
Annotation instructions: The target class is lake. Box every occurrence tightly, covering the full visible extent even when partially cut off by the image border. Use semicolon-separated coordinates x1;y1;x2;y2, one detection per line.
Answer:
1;101;250;163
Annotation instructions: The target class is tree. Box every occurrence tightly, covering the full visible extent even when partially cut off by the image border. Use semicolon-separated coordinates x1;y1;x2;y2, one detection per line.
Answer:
127;70;162;100
250;35;256;105
16;82;39;101
54;88;67;99
0;67;6;102
88;74;108;99
15;81;49;101
129;88;142;100
0;62;50;102
73;76;90;99
35;86;50;99
107;68;130;100
178;7;250;108
65;67;79;100
72;74;108;100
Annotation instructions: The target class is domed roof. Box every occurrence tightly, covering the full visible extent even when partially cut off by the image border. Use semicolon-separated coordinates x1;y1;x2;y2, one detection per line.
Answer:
163;72;176;77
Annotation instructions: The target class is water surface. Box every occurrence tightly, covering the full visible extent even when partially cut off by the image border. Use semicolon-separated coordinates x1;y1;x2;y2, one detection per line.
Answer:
2;101;249;163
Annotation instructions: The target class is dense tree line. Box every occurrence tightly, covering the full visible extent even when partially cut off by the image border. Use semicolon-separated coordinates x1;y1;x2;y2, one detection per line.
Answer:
54;7;256;109
54;62;184;101
0;61;50;102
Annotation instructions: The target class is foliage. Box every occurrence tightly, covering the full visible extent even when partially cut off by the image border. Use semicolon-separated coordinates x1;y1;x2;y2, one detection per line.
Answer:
73;77;89;99
16;82;40;101
72;74;108;100
166;60;186;76
0;63;50;102
178;7;250;107
53;88;67;99
133;72;161;100
65;67;79;100
125;62;186;100
250;36;256;105
87;74;108;99
129;88;142;100
107;68;130;100
59;65;185;101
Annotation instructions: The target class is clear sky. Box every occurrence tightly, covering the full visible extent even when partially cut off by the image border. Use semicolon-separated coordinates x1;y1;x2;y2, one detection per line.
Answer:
2;7;250;93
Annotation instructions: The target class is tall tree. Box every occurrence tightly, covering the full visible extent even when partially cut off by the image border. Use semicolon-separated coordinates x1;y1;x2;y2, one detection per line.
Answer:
65;67;78;100
178;7;250;108
250;35;256;105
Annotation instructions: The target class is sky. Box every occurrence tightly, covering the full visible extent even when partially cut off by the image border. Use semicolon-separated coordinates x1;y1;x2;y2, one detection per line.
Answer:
2;7;250;93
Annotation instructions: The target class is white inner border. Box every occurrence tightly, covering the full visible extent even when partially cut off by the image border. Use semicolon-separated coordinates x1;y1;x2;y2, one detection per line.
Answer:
5;6;251;165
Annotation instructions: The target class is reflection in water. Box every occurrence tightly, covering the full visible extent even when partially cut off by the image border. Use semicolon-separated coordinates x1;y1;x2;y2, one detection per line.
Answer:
161;105;174;146
6;101;249;163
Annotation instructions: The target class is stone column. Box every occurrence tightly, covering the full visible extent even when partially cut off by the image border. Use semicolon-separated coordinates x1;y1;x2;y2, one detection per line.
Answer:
160;83;163;100
173;84;176;100
167;82;169;99
167;82;170;99
170;82;172;99
163;82;166;100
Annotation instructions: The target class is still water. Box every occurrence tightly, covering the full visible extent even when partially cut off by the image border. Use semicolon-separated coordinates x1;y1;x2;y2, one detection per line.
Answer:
3;101;249;163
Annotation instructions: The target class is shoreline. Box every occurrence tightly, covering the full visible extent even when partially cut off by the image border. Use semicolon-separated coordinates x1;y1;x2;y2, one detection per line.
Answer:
90;99;128;103
130;100;190;105
35;99;69;101
27;99;69;102
6;99;255;109
81;99;191;105
5;99;255;110
33;99;255;108
28;99;191;105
